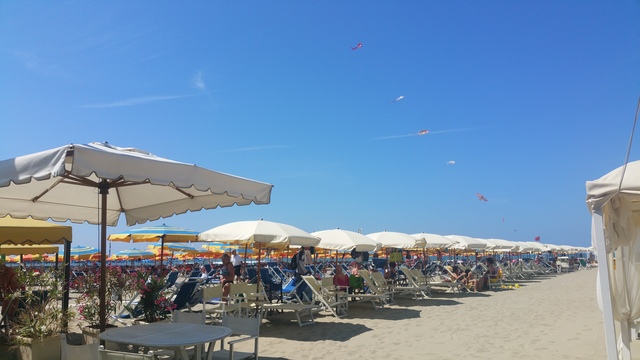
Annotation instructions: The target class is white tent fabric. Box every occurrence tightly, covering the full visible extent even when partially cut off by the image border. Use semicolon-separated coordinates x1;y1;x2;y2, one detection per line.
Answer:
311;229;379;252
0;142;273;333
483;238;517;252
366;231;426;249
199;220;320;248
586;160;640;359
0;142;273;226
445;235;487;251
411;233;454;249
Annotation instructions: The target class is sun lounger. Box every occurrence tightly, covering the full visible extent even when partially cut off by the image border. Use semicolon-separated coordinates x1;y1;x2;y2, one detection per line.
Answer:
301;275;347;318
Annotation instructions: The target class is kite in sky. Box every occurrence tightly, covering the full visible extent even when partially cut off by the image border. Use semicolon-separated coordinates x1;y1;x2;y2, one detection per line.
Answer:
447;160;456;165
415;129;429;136
351;43;362;50
391;95;405;102
476;193;488;202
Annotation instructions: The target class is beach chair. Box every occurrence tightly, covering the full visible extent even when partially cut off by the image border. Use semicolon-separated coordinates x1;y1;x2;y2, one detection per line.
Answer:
171;280;200;311
98;346;154;360
301;275;347;318
413;267;462;293
397;267;431;299
60;333;99;360
163;270;180;290
325;274;386;310
208;315;260;360
360;270;395;305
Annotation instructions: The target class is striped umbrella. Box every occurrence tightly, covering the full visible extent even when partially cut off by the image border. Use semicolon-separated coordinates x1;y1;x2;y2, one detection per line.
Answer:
114;248;156;259
108;224;199;269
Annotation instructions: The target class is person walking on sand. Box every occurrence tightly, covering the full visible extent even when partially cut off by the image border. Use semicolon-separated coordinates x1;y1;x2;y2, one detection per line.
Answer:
220;254;235;300
231;249;243;283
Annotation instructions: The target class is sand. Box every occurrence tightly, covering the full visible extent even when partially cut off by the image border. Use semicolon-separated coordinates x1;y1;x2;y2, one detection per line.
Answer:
255;269;607;360
2;269;609;359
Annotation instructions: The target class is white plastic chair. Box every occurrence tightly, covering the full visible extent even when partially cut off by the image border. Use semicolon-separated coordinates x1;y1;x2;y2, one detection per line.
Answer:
98;345;154;360
60;333;99;360
209;315;261;360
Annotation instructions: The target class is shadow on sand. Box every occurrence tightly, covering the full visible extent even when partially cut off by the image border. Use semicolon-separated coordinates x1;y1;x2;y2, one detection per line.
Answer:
260;321;371;342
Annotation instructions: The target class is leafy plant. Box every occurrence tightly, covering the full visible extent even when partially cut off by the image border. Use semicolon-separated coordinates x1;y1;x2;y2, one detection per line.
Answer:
134;275;175;323
9;267;75;345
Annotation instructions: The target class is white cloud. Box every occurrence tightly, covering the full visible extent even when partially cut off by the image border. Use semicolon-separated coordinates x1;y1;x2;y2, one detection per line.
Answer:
79;94;196;108
191;70;206;91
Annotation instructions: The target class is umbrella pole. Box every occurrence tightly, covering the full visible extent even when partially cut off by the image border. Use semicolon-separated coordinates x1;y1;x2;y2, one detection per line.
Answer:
99;179;108;334
159;236;165;273
256;243;261;293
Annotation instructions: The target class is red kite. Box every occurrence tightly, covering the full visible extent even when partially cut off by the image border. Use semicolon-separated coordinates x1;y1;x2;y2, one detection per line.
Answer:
476;193;488;202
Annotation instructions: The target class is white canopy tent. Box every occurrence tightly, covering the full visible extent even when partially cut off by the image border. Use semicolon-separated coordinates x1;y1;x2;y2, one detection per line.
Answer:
586;159;640;359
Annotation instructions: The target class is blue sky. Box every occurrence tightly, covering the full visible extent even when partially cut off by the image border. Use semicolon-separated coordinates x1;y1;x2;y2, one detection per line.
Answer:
1;1;639;255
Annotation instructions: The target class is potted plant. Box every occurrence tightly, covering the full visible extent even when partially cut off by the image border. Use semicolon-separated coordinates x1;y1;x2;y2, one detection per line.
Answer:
76;267;131;343
128;274;176;324
9;267;74;360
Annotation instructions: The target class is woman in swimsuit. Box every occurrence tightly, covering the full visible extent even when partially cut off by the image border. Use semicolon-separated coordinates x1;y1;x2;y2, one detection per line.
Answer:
220;254;235;300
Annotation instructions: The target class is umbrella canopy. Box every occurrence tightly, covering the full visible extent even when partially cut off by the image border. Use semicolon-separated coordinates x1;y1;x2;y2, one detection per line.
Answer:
0;216;72;245
108;224;199;243
0;142;273;332
147;242;199;253
199;220;320;288
0;245;59;255
115;248;156;259
311;229;380;252
199;220;320;248
445;235;488;251
109;224;200;270
366;231;426;249
483;238;518;252
68;246;97;257
412;233;455;249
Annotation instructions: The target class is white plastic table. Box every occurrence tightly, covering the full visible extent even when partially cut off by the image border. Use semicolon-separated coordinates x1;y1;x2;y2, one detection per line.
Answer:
99;322;232;360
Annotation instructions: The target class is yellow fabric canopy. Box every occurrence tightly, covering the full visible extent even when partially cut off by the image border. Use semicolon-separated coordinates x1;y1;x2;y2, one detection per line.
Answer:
0;245;60;255
0;216;72;245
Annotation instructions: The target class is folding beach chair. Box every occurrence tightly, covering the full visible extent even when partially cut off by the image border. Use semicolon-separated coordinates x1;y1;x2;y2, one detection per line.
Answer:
359;270;395;305
301;275;347;318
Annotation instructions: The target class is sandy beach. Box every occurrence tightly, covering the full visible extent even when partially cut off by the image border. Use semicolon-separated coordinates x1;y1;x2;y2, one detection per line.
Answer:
1;268;608;360
254;269;606;360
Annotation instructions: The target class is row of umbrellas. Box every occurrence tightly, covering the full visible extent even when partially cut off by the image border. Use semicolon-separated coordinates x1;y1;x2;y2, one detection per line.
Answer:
0;142;586;332
102;221;588;261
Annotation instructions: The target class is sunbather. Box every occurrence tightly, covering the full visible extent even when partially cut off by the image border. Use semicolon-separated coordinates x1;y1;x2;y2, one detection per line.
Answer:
333;265;350;290
384;262;398;281
475;257;497;292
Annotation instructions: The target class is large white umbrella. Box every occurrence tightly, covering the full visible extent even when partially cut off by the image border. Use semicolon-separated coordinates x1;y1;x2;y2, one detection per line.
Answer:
445;235;488;251
199;220;320;248
366;231;426;249
199;220;320;288
311;229;380;252
483;238;518;252
0;142;273;332
411;233;455;249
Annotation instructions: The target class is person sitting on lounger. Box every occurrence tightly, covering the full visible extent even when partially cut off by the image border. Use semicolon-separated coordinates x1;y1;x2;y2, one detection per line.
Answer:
475;257;497;292
384;262;398;281
333;265;350;290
